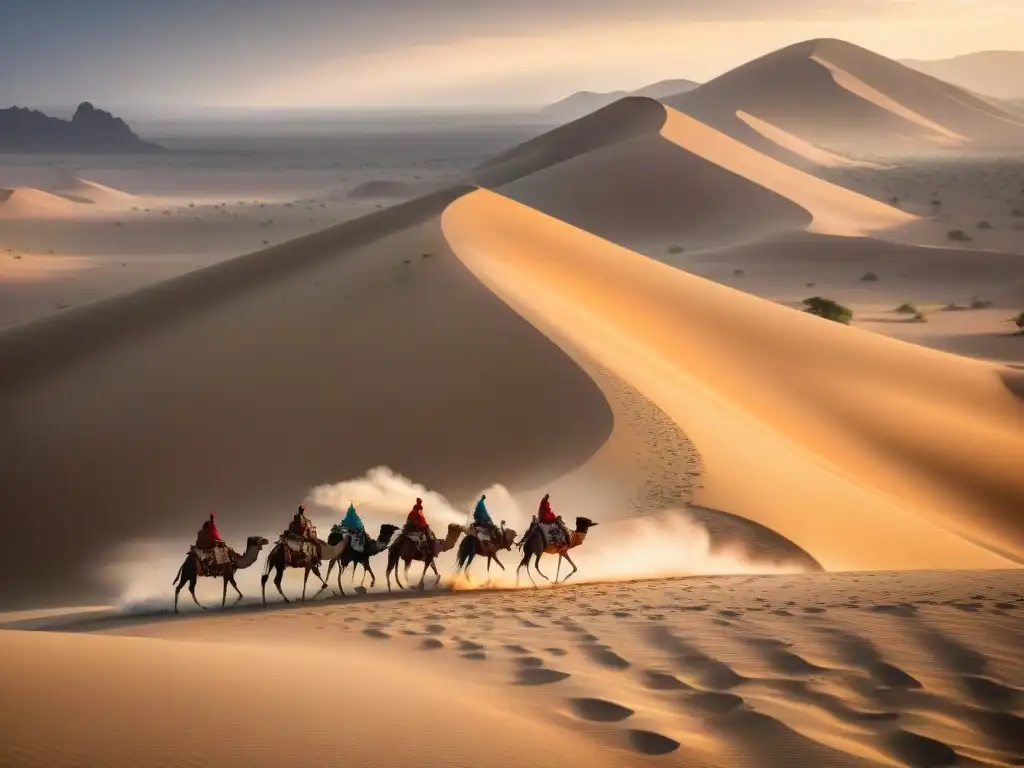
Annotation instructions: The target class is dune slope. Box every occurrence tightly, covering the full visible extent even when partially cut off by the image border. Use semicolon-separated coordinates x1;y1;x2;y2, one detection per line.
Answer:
442;189;1024;570
493;101;912;253
665;38;1024;159
0;187;614;608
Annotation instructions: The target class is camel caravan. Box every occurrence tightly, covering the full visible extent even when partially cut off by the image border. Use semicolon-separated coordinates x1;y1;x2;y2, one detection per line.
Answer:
172;494;598;612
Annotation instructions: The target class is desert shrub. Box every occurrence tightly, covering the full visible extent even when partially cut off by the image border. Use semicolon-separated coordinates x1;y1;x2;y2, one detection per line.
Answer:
894;302;918;314
803;296;853;325
860;271;879;282
970;296;994;309
931;199;941;207
733;269;745;276
947;229;971;242
806;282;816;287
1011;311;1024;330
942;302;968;312
666;244;684;254
976;220;993;229
912;311;928;323
889;196;899;205
1012;209;1024;218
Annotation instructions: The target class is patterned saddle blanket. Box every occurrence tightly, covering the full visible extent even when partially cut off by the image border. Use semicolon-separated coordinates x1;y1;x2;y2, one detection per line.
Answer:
346;530;367;553
281;537;319;565
192;544;231;575
469;523;496;544
539;522;568;548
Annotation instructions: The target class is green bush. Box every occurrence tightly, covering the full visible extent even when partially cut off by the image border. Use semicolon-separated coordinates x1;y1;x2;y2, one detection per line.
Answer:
860;271;879;282
803;296;853;325
894;302;918;314
912;311;928;323
947;229;972;242
1012;312;1024;330
667;244;684;254
970;296;994;309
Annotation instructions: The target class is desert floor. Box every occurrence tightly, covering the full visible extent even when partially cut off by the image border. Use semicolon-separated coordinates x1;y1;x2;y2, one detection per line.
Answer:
2;570;1022;767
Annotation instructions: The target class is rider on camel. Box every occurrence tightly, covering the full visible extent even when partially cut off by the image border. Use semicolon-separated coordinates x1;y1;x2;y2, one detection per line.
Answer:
195;512;224;549
405;497;437;554
287;504;316;541
473;494;500;542
331;502;366;548
537;494;571;545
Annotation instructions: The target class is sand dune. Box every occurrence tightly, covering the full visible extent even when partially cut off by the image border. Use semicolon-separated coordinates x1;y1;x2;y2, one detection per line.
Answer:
5;570;1022;768
0;187;616;608
0;186;83;218
51;175;139;205
442;188;1024;569
490;100;912;252
664;38;1024;161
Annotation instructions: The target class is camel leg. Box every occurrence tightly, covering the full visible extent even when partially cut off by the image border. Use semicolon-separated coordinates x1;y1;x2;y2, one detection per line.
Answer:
395;557;406;590
364;562;376;588
229;574;244;603
517;550;537;587
222;575;229;608
325;558;336;583
492;554;506;571
417;559;430;590
174;579;185;613
302;568;310;601
431;558;442;588
556;556;562;583
533;553;550;582
559;552;579;583
335;561;346;597
274;566;290;603
189;575;206;610
311;564;329;597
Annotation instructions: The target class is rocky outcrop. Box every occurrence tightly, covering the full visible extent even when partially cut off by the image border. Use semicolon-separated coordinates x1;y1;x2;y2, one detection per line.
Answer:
0;102;162;153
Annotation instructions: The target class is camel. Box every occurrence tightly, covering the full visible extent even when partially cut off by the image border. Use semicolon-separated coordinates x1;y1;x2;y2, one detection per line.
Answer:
324;523;400;596
172;536;270;613
516;517;598;586
260;534;347;604
386;523;464;592
454;524;517;584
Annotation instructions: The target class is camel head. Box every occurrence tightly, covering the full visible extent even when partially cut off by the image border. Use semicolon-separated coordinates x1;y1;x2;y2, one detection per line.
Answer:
501;528;518;550
378;523;400;543
247;536;271;549
575;517;599;534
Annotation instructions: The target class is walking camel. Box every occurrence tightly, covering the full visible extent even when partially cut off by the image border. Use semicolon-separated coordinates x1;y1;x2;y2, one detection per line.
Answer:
517;517;598;586
260;535;348;604
454;524;517;584
386;523;464;592
324;523;400;596
172;536;270;613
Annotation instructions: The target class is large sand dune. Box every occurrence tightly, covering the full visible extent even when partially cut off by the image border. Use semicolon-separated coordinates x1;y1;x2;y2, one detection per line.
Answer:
493;101;913;249
664;39;1024;162
0;187;616;607
442;188;1024;569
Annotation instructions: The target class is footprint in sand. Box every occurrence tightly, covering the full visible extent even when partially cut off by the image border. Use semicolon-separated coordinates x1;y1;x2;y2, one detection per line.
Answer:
362;628;390;640
503;644;530;655
515;656;545;669
515;667;571;686
680;691;746;716
580;643;631;671
462;651;487;661
625;730;680;756
568;697;634;722
419;638;444;651
639;670;691;691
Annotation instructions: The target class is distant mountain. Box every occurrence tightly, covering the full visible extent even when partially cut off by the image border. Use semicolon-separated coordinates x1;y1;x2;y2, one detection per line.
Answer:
0;102;162;153
901;51;1024;100
542;79;699;122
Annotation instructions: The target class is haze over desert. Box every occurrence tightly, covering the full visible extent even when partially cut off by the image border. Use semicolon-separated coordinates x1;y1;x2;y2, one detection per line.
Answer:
1;2;1023;766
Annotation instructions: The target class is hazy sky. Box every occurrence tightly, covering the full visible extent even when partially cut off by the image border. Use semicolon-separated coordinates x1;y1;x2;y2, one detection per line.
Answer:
1;0;1022;110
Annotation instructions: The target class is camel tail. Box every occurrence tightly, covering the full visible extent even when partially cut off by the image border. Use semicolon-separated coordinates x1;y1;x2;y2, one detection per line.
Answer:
455;536;476;569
